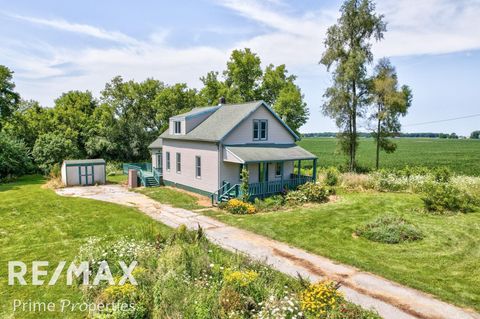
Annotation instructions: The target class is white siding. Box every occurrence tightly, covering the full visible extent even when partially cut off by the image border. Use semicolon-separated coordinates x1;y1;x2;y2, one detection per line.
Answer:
151;148;162;169
220;161;241;186
61;163;67;185
63;164;105;186
223;106;295;145
169;119;186;135
162;139;219;193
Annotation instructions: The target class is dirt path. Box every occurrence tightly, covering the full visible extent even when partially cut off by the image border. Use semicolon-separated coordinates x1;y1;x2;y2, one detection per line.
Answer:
56;185;480;319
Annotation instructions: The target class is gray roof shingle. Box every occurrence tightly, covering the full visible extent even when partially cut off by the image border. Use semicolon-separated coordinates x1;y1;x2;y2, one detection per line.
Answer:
225;144;316;163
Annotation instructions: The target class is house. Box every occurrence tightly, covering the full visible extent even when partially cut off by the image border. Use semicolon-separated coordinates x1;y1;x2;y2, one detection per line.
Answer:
61;159;106;186
146;100;317;203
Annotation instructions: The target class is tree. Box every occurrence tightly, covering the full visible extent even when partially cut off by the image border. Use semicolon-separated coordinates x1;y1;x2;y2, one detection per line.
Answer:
224;48;262;102
320;0;386;171
273;82;309;135
32;133;79;173
370;58;412;169
52;91;97;157
470;130;480;139
0;132;32;179
0;65;20;130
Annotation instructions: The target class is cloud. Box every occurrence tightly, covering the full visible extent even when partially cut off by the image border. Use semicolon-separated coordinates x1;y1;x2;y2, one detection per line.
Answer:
6;13;139;45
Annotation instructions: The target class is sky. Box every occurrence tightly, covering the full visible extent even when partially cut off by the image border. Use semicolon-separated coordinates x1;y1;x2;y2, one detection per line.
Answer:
1;0;480;136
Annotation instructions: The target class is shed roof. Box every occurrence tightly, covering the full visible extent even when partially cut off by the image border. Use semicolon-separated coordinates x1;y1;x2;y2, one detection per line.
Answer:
63;159;106;165
159;101;299;143
224;144;316;163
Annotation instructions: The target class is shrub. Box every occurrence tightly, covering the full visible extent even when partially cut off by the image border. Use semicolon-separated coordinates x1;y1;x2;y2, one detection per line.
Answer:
49;163;61;179
298;182;329;203
355;215;424;244
100;282;137;302
433;166;452;183
422;182;475;214
285;190;308;206
325;167;340;186
0;132;33;179
254;195;285;212
224;198;256;215
300;280;344;317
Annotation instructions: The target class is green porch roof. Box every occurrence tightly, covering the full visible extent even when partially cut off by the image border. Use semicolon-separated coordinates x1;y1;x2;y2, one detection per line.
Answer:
224;144;316;163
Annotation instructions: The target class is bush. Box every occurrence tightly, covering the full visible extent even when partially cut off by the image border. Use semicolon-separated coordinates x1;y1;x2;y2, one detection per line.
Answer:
300;280;344;317
254;195;285;212
355;215;424;244
325;167;340;186
433;166;452;183
422;182;475;214
298;182;330;203
285;190;308;206
224;198;256;215
0;132;33;179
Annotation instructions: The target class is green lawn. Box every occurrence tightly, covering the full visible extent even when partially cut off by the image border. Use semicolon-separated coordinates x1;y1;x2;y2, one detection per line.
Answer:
298;137;480;175
204;192;480;311
106;171;127;184
136;186;203;210
0;176;171;318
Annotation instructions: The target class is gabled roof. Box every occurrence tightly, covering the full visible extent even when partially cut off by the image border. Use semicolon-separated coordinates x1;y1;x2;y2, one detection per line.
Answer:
157;101;299;144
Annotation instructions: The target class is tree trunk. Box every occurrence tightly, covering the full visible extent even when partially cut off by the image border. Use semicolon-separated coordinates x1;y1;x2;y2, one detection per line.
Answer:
376;104;381;170
351;80;357;172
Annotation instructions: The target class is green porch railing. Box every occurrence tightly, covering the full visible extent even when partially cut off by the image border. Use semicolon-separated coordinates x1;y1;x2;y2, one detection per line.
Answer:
248;174;313;198
122;162;152;174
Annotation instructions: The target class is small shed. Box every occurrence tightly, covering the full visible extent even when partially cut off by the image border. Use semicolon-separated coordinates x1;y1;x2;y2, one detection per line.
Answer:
61;159;106;186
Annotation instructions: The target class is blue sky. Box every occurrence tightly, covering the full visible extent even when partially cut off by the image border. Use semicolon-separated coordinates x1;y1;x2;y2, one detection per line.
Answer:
1;0;480;136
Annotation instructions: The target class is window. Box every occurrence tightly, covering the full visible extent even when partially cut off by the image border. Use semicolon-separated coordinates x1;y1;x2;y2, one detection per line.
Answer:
174;121;181;134
195;156;201;178
166;152;170;171
275;162;282;177
253;120;268;141
176;153;181;173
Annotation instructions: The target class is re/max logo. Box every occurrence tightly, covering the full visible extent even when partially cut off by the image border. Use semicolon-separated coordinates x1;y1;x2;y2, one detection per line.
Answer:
8;261;137;286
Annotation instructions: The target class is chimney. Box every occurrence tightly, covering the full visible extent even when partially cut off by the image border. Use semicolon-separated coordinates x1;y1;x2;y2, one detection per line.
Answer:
218;96;226;105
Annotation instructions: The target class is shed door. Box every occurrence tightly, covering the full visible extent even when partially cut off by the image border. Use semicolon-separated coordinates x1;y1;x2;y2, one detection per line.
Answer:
79;165;94;185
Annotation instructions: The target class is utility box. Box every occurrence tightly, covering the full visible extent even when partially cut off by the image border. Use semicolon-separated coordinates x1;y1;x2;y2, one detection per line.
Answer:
128;169;138;188
61;159;106;186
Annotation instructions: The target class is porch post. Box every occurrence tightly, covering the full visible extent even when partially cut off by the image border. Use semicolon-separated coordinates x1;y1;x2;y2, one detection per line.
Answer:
280;161;284;190
313;159;317;182
297;160;301;176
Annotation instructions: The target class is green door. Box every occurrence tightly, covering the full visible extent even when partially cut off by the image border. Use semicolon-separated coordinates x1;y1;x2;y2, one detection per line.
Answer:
79;165;94;185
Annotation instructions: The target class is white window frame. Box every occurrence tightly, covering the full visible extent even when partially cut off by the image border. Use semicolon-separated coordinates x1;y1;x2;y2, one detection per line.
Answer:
176;152;181;173
253;119;268;141
166;152;170;171
195;156;201;179
173;121;182;134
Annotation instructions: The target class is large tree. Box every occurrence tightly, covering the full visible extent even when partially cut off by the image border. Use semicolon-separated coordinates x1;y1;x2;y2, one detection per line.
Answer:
200;49;309;133
320;0;386;171
0;66;20;130
370;58;412;169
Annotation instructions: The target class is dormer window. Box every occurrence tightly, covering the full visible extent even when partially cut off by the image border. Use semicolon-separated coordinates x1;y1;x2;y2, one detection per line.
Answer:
253;120;268;141
174;121;181;134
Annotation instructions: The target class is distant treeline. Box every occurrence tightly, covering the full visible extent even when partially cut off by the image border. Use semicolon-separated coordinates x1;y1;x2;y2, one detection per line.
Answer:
301;132;467;139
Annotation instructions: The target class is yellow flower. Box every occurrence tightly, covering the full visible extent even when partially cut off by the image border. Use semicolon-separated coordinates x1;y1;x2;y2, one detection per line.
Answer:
300;280;344;318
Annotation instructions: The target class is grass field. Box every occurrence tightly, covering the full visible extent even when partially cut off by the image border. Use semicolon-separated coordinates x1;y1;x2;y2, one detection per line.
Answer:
298;137;480;175
0;176;171;319
204;192;480;311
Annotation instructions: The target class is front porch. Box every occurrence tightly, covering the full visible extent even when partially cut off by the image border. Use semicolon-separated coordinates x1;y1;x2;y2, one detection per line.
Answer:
214;144;318;203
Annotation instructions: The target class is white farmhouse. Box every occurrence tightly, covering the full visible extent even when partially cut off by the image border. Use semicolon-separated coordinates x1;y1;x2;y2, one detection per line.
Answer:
139;100;317;203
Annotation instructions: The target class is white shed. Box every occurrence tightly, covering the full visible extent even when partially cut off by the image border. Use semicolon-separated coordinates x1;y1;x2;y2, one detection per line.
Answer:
61;159;106;186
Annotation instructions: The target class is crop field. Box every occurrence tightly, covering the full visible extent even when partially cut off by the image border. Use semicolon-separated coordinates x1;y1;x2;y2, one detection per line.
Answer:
298;137;480;175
